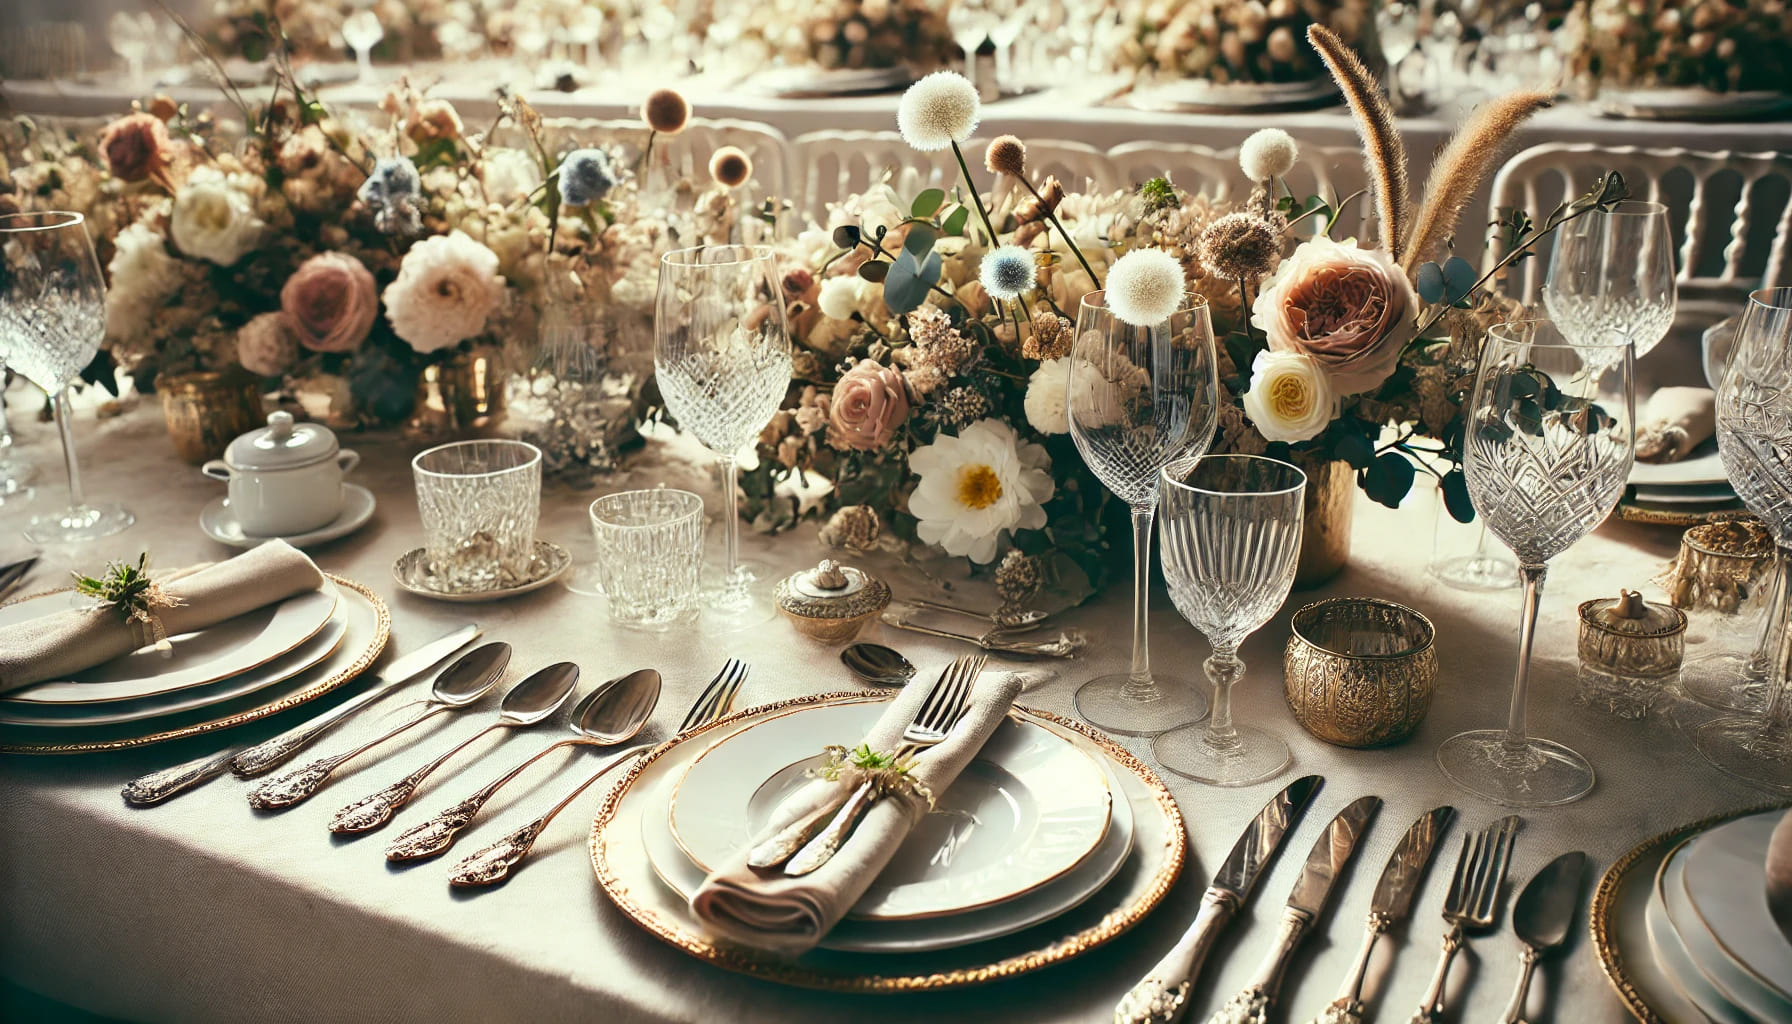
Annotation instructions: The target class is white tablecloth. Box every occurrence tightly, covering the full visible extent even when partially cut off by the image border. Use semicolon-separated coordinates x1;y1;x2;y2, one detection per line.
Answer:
0;396;1777;1023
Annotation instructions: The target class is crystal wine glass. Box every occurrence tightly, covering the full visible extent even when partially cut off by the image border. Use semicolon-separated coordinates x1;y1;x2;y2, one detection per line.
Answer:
1543;200;1677;361
1438;321;1635;806
341;9;384;85
1687;287;1792;792
0;212;134;543
0;356;36;503
1153;455;1306;786
654;245;792;629
1068;290;1220;735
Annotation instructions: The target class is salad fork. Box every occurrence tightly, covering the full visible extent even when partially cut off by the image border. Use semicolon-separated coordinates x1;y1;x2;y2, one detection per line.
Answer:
1406;815;1521;1024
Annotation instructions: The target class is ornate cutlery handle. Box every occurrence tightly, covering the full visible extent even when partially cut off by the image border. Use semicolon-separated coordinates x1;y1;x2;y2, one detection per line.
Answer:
1206;906;1315;1024
387;737;588;862
1405;924;1464;1024
1307;916;1387;1024
1115;889;1238;1024
448;745;647;887
879;612;983;647
248;704;445;810
330;723;498;834
121;747;240;806
784;780;879;876
747;788;854;869
232;695;427;777
1497;944;1540;1024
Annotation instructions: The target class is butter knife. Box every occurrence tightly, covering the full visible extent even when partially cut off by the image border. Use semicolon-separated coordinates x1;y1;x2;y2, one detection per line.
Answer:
1307;806;1454;1024
120;624;480;806
1206;795;1382;1024
1115;774;1323;1024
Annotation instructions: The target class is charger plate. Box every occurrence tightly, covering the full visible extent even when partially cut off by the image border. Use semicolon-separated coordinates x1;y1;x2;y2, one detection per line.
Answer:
591;691;1184;992
0;575;388;754
1591;802;1791;1022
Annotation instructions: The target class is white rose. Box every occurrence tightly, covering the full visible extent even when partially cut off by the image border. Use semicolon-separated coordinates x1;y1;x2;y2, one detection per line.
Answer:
1241;350;1337;443
104;219;181;340
1023;356;1070;434
169;168;264;266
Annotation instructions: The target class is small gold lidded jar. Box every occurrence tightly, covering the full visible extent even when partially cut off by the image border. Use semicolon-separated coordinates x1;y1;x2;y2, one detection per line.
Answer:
775;559;892;644
156;370;265;464
1283;597;1437;748
1576;589;1688;719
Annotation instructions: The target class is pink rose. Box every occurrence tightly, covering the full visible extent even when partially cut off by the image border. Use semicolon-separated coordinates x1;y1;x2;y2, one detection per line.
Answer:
828;359;909;451
98;113;173;185
1250;235;1420;396
281;253;378;354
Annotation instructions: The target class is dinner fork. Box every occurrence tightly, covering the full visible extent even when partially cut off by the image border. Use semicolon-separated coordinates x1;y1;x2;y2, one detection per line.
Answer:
446;658;749;887
1406;815;1521;1024
0;553;37;602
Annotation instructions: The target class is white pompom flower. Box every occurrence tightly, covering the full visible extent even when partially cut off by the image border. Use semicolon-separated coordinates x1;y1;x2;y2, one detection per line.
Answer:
817;276;861;320
1104;248;1187;327
979;245;1037;302
896;71;980;152
1239;129;1298;183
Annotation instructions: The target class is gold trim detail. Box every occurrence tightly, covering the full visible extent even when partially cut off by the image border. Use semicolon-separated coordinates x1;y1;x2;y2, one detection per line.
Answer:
588;691;1186;993
0;575;390;755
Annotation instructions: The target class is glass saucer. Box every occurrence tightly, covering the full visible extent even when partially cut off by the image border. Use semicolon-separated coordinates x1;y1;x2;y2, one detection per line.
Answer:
392;539;571;603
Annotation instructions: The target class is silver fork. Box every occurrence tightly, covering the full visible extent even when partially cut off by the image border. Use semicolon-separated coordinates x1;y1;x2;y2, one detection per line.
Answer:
781;653;985;876
446;658;749;888
1407;815;1521;1024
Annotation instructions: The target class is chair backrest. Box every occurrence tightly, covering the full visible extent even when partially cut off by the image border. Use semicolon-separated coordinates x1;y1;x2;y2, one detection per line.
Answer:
792;130;962;222
1486;142;1792;304
1105;142;1375;238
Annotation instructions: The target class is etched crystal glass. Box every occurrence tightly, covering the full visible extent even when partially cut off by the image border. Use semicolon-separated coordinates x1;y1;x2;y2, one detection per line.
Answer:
412;440;542;593
1543;200;1677;360
589;488;705;631
0;355;34;502
1068;289;1220;735
1438;321;1635;807
0;212;133;543
1153;455;1306;786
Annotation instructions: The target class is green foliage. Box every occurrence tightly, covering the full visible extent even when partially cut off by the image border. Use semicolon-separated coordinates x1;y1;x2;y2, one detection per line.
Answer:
71;554;160;619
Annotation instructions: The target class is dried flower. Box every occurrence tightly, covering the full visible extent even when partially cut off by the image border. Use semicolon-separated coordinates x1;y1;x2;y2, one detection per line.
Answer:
941;385;991;426
147;95;178;121
1239;128;1298;182
1023;311;1073;360
979;245;1037;302
406;99;463;145
985;135;1026;176
640;88;691;134
819;505;883;551
1105;248;1186;326
994;549;1043;604
1015;175;1064;224
1197;211;1283;282
1137;176;1179;214
708;146;753;188
905;365;947;397
556;148;615;207
896;71;980;152
907;304;980;375
98;113;173;185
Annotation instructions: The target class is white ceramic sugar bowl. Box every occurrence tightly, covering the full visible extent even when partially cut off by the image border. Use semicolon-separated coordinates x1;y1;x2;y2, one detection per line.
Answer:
202;412;360;536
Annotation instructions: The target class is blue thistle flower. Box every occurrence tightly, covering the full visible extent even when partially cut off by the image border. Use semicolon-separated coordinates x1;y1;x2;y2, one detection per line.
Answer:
357;156;424;235
979;245;1037;302
556;148;615;208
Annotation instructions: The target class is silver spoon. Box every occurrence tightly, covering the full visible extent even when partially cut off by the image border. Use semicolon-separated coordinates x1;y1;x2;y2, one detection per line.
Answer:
385;668;662;862
330;661;581;834
909;598;1050;630
248;642;512;810
840;642;917;687
880;612;1088;657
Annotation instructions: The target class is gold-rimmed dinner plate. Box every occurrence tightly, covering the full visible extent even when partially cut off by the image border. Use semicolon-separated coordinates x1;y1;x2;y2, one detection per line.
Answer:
591;692;1185;992
1659;829;1792;1022
1678;811;1792;1005
668;697;1113;921
0;575;388;754
0;579;339;705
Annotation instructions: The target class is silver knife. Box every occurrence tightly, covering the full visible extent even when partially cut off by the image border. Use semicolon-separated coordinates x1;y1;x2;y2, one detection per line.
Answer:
1307;806;1454;1024
120;624;480;806
1205;795;1382;1024
1115;775;1324;1024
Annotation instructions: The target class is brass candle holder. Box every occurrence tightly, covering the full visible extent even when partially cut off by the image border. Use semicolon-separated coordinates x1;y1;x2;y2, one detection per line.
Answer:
156;370;266;464
1283;597;1437;748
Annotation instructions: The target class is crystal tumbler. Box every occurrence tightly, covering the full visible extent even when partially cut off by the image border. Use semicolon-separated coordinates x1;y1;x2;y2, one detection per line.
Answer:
590;488;705;630
412;440;542;593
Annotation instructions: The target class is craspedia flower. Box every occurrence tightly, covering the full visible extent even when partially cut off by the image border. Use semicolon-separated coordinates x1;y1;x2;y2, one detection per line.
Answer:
1239;128;1298;182
941;385;991;427
1023;311;1073;360
708;146;752;188
980;245;1037;302
1197;211;1283;282
1105;248;1187;326
896;71;979;152
819;504;882;551
556;148;615;207
985;135;1026;176
995;549;1044;604
640;88;691;134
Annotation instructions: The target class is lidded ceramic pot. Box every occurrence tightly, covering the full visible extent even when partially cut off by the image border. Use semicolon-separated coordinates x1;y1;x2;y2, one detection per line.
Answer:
202;411;359;536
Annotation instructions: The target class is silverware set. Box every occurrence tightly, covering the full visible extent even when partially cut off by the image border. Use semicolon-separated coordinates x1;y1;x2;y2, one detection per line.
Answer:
880;607;1087;657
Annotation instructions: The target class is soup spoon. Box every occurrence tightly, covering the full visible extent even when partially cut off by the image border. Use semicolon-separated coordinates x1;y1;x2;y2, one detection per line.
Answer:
330;661;581;834
840;642;917;688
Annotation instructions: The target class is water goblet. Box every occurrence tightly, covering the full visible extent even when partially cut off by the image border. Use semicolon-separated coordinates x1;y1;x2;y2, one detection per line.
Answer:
654;245;792;629
1068;289;1221;735
587;488;705;630
1437;321;1635;807
0;357;36;502
411;440;542;594
341;9;384;85
1543;200;1677;360
1152;455;1307;786
0;212;134;543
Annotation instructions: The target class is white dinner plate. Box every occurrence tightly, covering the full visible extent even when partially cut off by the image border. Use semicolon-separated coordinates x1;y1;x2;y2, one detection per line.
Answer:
1681;810;1792;1001
668;699;1113;921
1126;77;1339;113
0;580;339;705
1628;448;1729;487
751;65;912;98
1648;841;1755;1024
1663;830;1792;1022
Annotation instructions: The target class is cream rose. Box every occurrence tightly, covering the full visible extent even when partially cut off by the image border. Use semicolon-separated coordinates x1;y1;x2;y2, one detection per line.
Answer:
382;231;506;354
1250;235;1419;396
1242;350;1337;443
169;168;264;267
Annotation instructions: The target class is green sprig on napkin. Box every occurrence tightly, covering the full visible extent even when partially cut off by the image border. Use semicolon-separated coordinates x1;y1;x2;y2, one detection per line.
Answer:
72;554;185;652
809;744;933;808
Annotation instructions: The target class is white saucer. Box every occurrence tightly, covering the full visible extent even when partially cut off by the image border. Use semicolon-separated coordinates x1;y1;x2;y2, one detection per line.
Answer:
201;485;376;549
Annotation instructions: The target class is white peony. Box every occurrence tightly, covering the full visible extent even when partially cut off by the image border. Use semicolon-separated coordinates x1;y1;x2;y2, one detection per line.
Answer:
104;219;182;341
382;230;507;354
169;167;264;266
1023;357;1070;435
907;418;1055;564
1241;350;1337;443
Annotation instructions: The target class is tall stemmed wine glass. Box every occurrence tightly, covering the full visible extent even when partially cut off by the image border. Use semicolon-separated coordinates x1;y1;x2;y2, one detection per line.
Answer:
1068;290;1220;735
0;356;36;502
1438;321;1634;806
0;212;134;543
1153;455;1306;786
654;245;792;628
1543;200;1677;360
1687;287;1792;792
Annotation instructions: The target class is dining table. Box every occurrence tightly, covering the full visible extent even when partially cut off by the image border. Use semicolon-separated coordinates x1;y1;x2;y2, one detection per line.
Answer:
0;394;1778;1023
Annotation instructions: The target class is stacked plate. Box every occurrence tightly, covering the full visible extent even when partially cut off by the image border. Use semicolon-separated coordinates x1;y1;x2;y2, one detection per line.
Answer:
592;693;1185;990
1624;447;1745;525
0;576;388;753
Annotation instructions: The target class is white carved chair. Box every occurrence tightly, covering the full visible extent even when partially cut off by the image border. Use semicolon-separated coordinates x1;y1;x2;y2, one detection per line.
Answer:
1105;142;1374;238
793;130;962;221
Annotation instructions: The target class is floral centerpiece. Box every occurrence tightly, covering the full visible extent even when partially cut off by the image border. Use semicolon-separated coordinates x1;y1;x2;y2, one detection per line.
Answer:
1108;0;1381;86
1561;0;1792;95
702;0;955;75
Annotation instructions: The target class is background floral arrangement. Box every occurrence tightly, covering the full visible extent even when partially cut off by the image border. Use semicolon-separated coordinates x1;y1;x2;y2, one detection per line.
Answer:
701;0;956;73
1108;0;1381;85
1560;0;1792;95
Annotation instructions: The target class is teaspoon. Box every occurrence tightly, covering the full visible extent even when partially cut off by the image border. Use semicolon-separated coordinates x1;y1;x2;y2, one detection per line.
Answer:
248;642;512;810
385;668;661;862
330;661;581;834
840;642;917;687
908;598;1050;630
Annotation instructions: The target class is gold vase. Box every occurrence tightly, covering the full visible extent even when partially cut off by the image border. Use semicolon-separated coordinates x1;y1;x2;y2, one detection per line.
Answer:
156;370;265;464
1294;457;1353;589
1284;597;1437;747
411;347;506;436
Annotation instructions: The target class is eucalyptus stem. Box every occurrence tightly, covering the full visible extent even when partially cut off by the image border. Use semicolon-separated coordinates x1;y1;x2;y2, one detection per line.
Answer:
949;141;999;246
1018;175;1102;289
1412;202;1607;337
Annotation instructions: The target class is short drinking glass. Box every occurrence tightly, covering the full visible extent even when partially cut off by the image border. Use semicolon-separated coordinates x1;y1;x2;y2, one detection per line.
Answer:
412;440;543;594
589;488;705;630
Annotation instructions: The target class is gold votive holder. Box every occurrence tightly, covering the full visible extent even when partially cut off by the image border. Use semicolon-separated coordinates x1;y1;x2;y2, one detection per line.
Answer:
1574;589;1688;719
1661;519;1775;616
775;559;892;644
1283;597;1437;748
156;370;266;464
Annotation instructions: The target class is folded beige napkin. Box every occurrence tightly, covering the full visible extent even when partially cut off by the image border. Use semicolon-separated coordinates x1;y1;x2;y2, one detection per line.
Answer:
1636;386;1716;463
690;671;1024;954
0;540;326;694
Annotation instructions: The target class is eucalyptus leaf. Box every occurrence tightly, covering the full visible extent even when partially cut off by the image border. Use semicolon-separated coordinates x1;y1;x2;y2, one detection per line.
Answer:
1442;256;1477;302
942;206;969;236
911;188;946;218
904;223;937;258
1441;468;1475;523
884;248;940;315
858;260;889;283
1415;262;1446;304
1371;452;1415;509
832;224;861;249
1336;430;1375;470
1512;397;1545;436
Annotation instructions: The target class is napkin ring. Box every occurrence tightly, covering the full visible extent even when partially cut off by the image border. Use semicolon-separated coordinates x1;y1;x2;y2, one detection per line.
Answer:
811;744;935;810
72;553;186;653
